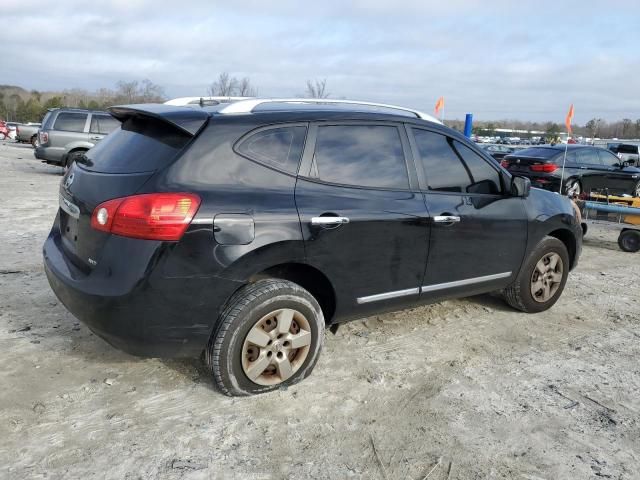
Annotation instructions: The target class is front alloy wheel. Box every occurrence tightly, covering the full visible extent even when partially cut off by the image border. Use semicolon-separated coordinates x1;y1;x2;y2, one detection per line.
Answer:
530;252;563;302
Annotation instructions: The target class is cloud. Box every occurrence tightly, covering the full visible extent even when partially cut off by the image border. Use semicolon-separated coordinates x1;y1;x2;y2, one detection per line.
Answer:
1;0;639;121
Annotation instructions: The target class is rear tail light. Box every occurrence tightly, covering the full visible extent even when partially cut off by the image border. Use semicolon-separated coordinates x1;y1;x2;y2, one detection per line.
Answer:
500;160;509;168
530;163;559;173
91;193;201;241
39;131;48;144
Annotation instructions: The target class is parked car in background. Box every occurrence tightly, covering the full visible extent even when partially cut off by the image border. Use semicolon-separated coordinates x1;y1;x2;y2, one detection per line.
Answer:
44;98;583;396
0;121;10;140
3;122;18;140
481;144;515;160
34;108;120;169
501;145;640;197
16;123;41;147
607;143;640;165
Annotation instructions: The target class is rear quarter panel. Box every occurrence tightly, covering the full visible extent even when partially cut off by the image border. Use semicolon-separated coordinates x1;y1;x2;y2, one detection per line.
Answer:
152;120;306;281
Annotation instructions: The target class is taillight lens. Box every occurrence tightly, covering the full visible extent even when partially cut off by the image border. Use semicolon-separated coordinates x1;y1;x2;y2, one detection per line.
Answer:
530;163;559;173
500;160;509;168
39;131;48;144
91;193;201;241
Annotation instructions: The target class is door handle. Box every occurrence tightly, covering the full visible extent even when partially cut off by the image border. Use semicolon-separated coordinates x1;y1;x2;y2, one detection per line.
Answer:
433;215;461;224
90;136;102;141
311;216;350;226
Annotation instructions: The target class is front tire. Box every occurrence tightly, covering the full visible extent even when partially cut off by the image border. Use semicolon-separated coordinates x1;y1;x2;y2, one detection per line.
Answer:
503;236;570;313
205;279;325;396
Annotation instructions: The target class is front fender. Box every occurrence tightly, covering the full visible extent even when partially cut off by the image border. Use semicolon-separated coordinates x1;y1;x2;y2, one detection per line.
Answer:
524;188;582;268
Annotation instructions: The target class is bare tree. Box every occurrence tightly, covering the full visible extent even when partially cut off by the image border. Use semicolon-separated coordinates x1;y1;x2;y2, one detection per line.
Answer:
237;77;257;97
208;72;238;96
305;79;329;99
139;79;165;103
116;81;139;103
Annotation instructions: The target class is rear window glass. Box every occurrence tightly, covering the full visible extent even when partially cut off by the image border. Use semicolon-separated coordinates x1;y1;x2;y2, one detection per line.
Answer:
80;116;190;173
236;126;306;174
512;147;559;159
53;112;87;132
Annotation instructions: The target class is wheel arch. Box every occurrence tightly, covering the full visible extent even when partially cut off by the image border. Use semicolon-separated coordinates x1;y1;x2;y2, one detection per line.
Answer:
249;262;337;324
547;228;577;269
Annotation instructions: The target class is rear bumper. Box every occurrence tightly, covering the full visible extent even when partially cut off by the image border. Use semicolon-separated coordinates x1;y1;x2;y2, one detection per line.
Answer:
43;223;243;358
34;145;63;164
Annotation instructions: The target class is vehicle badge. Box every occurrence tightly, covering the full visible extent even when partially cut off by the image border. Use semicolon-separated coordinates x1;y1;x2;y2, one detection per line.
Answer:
64;173;75;190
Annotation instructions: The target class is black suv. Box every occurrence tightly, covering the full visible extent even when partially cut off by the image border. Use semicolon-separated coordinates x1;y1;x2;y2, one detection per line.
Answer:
44;99;582;396
501;145;640;197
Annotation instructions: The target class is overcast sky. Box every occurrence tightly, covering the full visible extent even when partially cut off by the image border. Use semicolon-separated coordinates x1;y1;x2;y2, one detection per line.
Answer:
2;1;639;122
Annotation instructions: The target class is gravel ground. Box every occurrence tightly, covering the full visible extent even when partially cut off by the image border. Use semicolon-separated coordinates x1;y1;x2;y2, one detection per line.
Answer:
1;140;639;480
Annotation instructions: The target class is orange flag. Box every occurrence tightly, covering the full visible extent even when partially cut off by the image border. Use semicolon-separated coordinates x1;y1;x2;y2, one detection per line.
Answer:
434;96;445;116
565;104;574;133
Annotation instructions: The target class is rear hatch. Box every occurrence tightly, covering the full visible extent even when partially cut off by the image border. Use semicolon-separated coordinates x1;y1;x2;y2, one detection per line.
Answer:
57;105;209;271
501;147;560;174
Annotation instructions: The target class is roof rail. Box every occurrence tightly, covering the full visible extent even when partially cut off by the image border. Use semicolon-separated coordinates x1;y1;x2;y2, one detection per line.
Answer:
164;96;254;106
218;98;441;124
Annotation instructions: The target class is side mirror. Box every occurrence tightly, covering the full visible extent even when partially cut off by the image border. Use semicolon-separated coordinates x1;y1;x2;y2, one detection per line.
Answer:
511;175;531;197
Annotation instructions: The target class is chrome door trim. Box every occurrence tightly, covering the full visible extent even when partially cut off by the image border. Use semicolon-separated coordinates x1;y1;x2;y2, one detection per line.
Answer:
357;287;420;304
421;271;512;293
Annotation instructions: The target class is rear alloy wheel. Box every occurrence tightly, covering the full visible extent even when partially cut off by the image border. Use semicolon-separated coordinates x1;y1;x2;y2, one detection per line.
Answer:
565;179;581;197
205;279;324;396
503;236;570;312
618;230;640;253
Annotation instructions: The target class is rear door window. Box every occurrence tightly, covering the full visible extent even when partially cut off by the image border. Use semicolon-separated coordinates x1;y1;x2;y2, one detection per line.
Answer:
81;116;190;173
90;114;120;135
577;149;602;166
236;126;307;174
53;112;88;132
312;125;409;189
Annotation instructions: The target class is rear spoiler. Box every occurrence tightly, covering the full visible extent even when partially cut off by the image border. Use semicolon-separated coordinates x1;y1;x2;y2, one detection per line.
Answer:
108;104;209;136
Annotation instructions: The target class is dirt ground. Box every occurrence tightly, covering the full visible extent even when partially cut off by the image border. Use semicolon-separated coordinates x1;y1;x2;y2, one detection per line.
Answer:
1;140;639;480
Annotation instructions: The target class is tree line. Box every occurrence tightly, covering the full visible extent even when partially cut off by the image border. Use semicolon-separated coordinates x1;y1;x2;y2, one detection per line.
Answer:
2;75;639;140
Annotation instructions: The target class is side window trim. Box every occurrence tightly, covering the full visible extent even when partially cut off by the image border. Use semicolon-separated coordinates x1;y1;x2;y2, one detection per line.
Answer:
233;122;309;176
300;121;415;191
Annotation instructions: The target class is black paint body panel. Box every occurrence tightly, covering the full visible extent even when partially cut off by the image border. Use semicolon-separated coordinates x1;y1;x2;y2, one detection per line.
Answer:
43;107;583;358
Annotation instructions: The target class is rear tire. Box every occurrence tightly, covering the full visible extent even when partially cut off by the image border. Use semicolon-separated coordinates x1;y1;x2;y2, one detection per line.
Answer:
31;135;38;148
503;236;570;313
618;230;640;253
205;279;325;396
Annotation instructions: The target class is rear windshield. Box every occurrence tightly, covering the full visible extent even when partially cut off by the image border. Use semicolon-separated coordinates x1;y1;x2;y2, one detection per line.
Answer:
80;116;191;173
511;147;559;159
